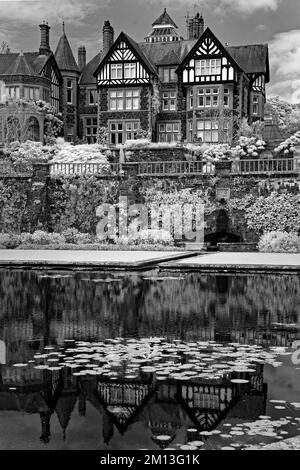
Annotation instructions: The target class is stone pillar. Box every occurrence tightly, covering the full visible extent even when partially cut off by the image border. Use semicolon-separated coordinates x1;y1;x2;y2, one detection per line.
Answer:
119;163;139;205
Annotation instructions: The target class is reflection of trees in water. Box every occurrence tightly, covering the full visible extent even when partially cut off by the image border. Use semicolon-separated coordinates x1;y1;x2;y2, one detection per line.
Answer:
0;271;299;359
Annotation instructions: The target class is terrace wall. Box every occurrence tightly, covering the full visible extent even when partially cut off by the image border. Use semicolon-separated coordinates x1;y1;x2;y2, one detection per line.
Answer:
0;161;299;243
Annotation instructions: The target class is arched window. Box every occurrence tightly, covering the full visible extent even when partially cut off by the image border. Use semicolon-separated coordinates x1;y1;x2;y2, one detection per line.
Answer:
26;116;40;141
5;116;21;143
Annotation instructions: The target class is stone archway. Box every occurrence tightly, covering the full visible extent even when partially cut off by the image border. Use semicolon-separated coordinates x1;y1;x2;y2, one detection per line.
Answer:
26;116;40;141
5;116;21;143
205;208;242;246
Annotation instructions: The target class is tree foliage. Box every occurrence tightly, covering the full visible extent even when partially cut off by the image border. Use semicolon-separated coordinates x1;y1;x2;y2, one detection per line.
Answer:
245;192;300;234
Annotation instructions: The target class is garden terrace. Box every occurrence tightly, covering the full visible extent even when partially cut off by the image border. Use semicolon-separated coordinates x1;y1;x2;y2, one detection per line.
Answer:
0;157;299;178
49;157;299;177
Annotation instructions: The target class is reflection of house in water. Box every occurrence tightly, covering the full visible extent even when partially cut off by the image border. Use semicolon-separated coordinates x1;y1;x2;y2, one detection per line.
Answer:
96;380;155;435
95;365;267;448
0;361;268;447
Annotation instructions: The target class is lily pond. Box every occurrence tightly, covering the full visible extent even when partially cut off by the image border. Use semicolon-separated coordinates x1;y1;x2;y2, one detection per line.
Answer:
0;269;299;450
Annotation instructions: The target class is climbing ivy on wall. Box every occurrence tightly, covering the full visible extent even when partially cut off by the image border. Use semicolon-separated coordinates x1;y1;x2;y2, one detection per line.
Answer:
48;175;120;234
0;180;29;233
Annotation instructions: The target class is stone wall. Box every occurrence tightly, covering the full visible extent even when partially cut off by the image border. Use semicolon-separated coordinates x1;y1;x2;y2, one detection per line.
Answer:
0;161;299;244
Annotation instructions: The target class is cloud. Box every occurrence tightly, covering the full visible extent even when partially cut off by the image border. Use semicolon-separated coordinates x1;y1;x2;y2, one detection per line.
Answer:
268;29;300;103
139;0;281;15
216;0;281;14
0;0;105;26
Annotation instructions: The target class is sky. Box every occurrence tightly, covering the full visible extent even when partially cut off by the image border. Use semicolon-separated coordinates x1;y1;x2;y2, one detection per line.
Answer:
0;0;300;103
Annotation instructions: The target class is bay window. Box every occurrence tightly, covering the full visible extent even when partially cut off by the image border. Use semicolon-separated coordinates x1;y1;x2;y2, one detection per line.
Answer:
7;86;20;99
198;88;219;108
109;89;140;111
158;122;180;142
196;120;218;143
24;86;39;100
224;88;230;107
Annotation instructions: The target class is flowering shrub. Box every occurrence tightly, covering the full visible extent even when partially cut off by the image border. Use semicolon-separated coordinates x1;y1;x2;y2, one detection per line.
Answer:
202;143;233;162
34;100;63;144
4;140;50;165
123;139;181;149
21;230;66;245
133;229;174;246
62;228;93;245
50;142;109;165
274;130;300;155
110;229;174;247
233;136;266;158
258;231;300;253
245;192;300;234
0;233;21;249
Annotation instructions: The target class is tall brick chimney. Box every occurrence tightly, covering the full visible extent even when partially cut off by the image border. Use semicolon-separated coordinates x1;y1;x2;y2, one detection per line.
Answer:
39;21;51;55
187;12;204;40
103;20;114;55
78;45;86;71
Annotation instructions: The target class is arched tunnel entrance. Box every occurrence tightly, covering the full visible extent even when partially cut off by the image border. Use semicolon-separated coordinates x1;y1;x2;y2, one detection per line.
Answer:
205;209;242;248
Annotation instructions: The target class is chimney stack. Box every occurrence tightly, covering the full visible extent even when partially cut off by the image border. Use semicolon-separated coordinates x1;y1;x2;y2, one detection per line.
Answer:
187;12;204;40
78;45;86;71
39;21;51;55
103;20;114;55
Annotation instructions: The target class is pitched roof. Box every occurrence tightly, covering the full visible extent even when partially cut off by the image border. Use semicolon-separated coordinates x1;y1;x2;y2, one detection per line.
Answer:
93;32;158;79
152;8;178;28
6;52;36;76
177;28;243;73
82;29;269;85
55;33;79;72
227;44;270;82
122;33;158;75
0;51;51;76
139;40;196;66
79;52;103;85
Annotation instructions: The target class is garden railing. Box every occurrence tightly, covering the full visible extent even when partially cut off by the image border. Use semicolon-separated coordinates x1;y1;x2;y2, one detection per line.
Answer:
1;158;298;178
233;157;298;175
50;162;120;176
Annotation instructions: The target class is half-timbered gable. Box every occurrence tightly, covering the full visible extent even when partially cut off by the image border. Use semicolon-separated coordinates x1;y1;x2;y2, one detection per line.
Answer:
39;54;63;113
177;28;241;85
94;33;157;87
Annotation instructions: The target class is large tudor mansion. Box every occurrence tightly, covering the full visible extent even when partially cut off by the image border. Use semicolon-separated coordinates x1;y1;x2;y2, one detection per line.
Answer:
0;8;270;146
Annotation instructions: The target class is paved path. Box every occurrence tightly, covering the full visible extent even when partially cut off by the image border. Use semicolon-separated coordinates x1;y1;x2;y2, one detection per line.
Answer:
0;249;192;270
161;252;300;272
